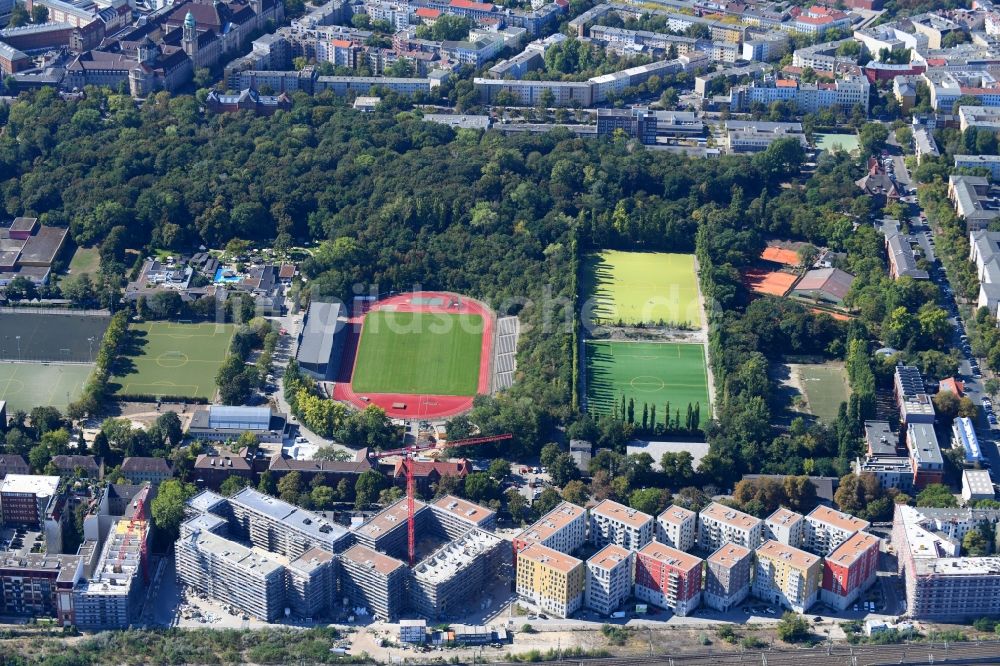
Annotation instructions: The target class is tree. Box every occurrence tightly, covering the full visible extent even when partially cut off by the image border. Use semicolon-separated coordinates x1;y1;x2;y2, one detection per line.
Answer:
660;451;695;488
150;479;195;540
629;487;670;515
464;472;499;503
277;471;302;503
311;485;335;509
548;452;581;487
155;412;183;447
236;431;261;456
562;480;589;506
5;276;37;301
257;470;276;495
776;612;811;643
916;483;957;508
314;446;353;461
859;122;889;156
8;4;28;26
355;469;385;510
220;475;251;496
963;528;989;556
539;442;561;469
532;488;561;518
30;4;48;22
488;458;511;480
506;488;529;524
932;390;961;422
378;486;403;505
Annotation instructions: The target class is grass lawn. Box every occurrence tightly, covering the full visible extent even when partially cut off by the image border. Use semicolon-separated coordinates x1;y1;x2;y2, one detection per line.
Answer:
586;340;711;428
68;247;100;277
113;322;235;400
352;311;483;396
582;251;701;328
815;133;859;154
794;363;850;422
0;363;93;413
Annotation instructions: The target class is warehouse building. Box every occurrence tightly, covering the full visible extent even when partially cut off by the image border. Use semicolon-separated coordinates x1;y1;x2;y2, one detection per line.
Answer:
295;300;347;380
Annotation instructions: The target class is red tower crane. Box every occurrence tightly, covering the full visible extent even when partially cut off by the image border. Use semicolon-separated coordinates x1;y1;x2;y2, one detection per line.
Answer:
369;433;513;565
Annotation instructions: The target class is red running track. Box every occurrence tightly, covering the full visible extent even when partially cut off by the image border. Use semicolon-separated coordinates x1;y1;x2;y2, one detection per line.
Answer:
332;291;493;420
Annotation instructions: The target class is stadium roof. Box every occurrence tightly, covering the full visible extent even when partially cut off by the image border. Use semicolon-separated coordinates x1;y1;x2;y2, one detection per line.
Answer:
297;300;342;366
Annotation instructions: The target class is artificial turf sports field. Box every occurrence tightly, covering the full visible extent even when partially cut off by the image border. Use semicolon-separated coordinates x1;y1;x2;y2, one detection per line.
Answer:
582;251;702;328
113;322;235;400
351;311;483;396
0;363;93;413
586;340;711;427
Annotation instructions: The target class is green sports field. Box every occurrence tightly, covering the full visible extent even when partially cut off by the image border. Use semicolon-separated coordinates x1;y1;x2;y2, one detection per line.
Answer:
582;251;702;328
113;322;235;400
0;363;93;413
352;311;483;396
586;340;711;428
793;363;850;422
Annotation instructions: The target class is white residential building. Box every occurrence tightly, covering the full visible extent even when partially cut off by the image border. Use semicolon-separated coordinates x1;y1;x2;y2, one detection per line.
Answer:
584;544;633;616
804;506;870;556
514;502;587;556
656;505;697;552
698;502;763;552
589;500;654;551
764;508;805;548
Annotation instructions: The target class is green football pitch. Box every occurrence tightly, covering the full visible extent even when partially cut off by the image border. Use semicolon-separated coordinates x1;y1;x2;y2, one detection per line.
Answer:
586;340;711;427
113;322;235;400
352;311;483;396
582;251;702;328
0;363;93;413
795;363;850;423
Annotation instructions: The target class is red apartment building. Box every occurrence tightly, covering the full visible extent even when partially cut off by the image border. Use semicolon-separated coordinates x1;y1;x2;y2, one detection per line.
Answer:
820;531;881;610
634;542;703;616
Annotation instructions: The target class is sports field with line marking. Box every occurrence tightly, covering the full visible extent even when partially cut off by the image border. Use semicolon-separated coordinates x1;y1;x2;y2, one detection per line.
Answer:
0;363;93;413
582;250;702;328
586;340;710;427
351;311;483;396
113;321;235;400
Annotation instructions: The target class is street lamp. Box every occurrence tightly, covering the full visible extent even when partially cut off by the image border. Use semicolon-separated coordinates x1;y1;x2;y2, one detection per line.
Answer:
88;336;95;362
15;335;20;362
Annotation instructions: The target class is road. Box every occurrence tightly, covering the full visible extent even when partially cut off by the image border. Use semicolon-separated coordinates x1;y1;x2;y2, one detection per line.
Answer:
266;305;353;457
911;193;1000;477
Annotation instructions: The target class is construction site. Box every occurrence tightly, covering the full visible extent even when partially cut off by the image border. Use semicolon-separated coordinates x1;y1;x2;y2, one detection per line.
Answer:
175;435;513;623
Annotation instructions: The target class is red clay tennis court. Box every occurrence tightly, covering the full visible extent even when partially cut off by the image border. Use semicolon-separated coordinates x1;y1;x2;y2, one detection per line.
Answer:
761;246;800;266
743;268;798;297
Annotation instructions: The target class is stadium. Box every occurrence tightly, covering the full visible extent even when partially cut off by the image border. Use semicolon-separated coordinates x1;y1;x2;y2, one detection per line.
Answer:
328;292;516;420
